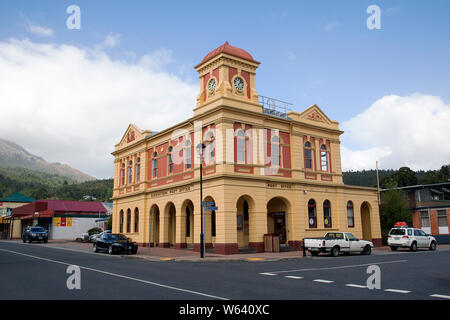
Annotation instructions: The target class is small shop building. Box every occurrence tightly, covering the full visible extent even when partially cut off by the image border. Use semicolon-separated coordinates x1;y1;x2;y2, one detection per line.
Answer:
10;200;109;240
0;193;35;239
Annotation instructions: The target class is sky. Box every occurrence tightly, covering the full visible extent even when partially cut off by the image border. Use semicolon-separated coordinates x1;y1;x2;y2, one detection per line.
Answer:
0;0;449;179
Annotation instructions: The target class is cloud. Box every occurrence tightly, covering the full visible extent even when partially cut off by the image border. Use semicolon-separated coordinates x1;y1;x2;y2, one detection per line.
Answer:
27;23;54;37
0;38;197;178
98;32;121;49
341;94;450;171
323;22;339;31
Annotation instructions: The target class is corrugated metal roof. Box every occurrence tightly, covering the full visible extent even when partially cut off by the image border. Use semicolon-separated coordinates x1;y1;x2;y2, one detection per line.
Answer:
0;193;35;203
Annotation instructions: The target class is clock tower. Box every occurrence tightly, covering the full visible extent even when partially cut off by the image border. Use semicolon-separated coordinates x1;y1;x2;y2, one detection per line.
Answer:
194;41;261;116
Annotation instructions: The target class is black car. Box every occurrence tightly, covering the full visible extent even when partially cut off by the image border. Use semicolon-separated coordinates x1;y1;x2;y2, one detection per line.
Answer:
22;226;49;243
93;233;138;255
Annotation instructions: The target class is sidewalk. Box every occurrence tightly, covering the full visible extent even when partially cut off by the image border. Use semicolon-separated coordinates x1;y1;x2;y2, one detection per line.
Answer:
5;239;450;262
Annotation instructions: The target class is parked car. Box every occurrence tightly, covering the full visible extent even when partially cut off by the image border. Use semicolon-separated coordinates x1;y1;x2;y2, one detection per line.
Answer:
388;226;437;251
89;230;111;242
93;233;138;255
303;232;373;257
22;226;48;243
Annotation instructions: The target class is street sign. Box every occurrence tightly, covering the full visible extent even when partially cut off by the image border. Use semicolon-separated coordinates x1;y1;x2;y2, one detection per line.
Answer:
205;206;218;211
202;201;215;206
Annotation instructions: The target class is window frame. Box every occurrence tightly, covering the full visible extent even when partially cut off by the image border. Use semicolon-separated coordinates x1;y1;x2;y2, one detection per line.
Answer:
347;201;354;228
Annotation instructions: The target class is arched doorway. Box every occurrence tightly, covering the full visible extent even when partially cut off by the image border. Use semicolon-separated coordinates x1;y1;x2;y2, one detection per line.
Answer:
181;199;194;248
165;202;176;247
149;205;160;247
267;197;290;245
236;195;256;249
203;196;216;249
361;202;372;241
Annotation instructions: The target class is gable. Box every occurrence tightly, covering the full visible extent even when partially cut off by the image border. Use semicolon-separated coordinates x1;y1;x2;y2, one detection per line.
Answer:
117;124;146;147
298;104;334;125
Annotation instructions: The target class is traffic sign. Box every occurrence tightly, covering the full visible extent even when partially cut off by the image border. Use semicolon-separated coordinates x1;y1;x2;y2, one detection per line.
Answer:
202;201;215;206
205;206;218;211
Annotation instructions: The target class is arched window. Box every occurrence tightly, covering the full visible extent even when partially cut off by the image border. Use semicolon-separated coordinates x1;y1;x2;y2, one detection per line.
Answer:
167;146;173;174
128;160;133;184
134;208;139;233
304;141;314;169
184;140;192;169
204;131;215;165
126;209;131;233
120;163;125;186
135;157;141;183
347;201;354;227
119;210;124;233
308;199;317;228
152;152;158;178
323;200;332;228
271;135;281;167
320;144;329;172
236;130;246;163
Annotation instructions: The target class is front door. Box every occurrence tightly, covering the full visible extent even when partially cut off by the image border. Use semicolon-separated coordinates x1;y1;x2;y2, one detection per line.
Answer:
274;214;286;244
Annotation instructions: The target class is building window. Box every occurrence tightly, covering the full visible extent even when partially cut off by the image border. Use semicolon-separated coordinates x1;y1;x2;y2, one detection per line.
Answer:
152;152;158;178
420;210;430;228
119;210;124;233
126;209;131;233
185;140;192;169
128;160;133;184
236;130;246;163
320;144;329;172
308;199;317;228
304;141;314;170
204;131;215;164
347;201;354;227
437;210;448;234
323;200;332;228
134;208;139;233
168;146;173;174
271;135;281;167
135;157;141;183
120;164;125;186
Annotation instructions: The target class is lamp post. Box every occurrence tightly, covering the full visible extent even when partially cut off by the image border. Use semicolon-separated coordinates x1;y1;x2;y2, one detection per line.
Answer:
196;136;214;258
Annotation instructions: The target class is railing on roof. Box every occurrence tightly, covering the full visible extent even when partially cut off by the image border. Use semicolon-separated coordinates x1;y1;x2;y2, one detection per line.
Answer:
258;95;293;120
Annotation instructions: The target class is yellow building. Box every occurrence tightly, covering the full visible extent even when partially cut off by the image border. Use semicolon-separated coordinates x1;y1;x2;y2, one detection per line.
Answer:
111;42;381;254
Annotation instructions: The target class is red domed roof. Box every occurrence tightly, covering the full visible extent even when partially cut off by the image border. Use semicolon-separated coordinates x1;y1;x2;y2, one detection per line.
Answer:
197;41;259;67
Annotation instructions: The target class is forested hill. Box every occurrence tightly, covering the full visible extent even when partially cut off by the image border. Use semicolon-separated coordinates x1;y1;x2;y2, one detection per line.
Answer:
343;165;450;188
0;166;113;202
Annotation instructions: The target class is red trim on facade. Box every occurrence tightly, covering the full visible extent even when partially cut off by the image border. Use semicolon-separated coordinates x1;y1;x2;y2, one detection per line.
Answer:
248;242;264;253
214;243;239;255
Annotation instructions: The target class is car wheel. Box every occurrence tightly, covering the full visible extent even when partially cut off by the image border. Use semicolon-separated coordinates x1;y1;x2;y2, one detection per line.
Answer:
390;246;398;251
330;246;340;257
108;245;114;255
361;245;371;255
27;237;32;243
410;241;417;252
43;239;47;243
429;241;436;251
93;243;99;253
22;237;26;243
131;248;138;255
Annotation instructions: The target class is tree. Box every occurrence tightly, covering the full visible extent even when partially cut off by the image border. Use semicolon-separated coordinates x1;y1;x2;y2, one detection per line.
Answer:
380;188;411;244
106;216;112;231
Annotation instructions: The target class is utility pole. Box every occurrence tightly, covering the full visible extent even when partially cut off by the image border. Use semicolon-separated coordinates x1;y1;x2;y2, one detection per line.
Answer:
376;160;381;206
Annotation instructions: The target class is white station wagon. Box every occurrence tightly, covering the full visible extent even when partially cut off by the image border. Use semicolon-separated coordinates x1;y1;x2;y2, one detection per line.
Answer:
388;227;437;251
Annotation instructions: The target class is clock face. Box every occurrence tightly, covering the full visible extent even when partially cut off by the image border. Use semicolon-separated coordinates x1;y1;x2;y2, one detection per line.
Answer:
234;77;244;91
208;78;216;93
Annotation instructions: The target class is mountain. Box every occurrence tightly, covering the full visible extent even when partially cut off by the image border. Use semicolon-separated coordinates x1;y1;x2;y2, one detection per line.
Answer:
0;138;95;182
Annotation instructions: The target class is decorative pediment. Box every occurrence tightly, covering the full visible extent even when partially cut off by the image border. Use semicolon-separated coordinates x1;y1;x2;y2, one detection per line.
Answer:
117;124;146;147
299;105;333;125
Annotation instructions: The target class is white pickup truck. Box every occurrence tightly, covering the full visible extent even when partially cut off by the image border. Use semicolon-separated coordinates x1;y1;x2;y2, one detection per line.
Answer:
303;232;374;257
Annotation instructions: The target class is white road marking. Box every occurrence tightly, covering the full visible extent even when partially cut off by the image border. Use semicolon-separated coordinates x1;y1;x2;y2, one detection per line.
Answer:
313;279;334;284
430;294;450;299
259;272;277;276
384;289;411;294
0;248;228;300
261;259;408;274
285;276;303;279
345;284;367;289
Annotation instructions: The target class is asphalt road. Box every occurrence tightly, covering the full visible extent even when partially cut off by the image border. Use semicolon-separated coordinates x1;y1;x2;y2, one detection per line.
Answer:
1;240;449;301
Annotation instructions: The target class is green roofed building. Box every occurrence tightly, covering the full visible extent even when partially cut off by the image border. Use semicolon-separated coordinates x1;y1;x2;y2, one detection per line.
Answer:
0;193;35;238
